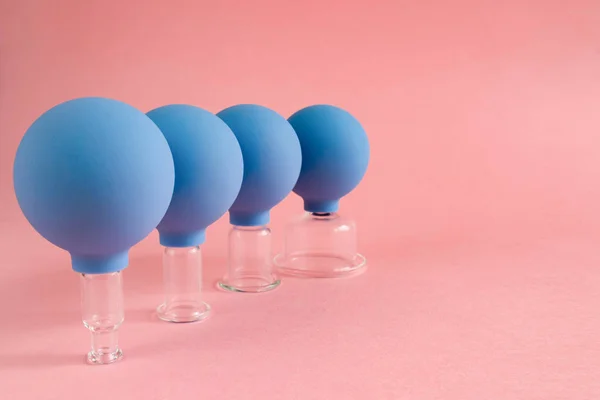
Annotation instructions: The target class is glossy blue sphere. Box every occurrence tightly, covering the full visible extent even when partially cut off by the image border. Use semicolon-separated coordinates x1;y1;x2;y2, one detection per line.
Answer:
217;104;302;226
13;97;175;274
147;104;244;247
288;105;370;212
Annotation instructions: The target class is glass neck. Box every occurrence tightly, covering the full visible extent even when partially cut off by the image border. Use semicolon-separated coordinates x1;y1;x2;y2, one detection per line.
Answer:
309;212;340;220
163;245;201;254
233;225;268;231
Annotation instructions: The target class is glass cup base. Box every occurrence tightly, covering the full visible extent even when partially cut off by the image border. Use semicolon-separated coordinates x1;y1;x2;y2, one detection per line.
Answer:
218;275;281;293
275;252;367;278
86;347;123;365
156;301;211;323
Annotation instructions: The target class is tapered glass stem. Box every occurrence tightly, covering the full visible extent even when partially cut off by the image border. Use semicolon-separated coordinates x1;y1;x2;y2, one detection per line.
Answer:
81;272;124;365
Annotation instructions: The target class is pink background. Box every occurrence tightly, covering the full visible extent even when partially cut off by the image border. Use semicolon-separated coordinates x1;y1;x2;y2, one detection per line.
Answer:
1;0;600;398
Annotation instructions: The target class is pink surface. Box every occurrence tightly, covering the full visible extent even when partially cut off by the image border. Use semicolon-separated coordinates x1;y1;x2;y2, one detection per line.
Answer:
1;0;600;398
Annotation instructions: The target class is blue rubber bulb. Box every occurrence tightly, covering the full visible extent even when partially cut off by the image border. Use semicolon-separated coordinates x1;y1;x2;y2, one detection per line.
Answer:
13;97;175;274
146;104;244;247
217;104;302;226
288;105;370;213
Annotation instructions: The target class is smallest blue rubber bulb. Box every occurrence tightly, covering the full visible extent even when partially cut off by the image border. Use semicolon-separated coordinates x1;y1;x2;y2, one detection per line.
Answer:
288;105;370;213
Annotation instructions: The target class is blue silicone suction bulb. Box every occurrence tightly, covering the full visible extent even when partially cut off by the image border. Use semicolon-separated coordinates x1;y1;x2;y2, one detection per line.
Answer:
276;104;370;278
13;97;175;364
216;104;302;293
147;104;244;322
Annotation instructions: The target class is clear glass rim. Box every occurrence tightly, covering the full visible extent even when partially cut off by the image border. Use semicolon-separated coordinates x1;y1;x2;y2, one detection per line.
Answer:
274;252;367;278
